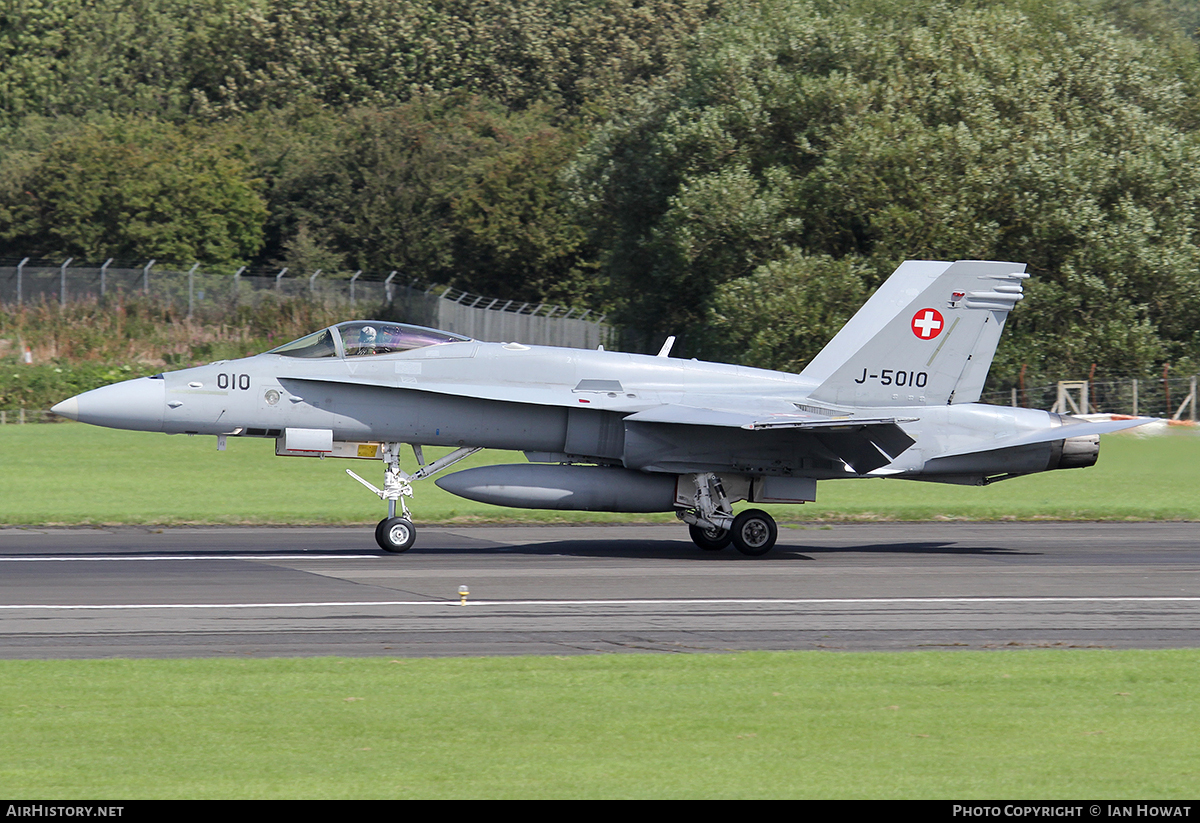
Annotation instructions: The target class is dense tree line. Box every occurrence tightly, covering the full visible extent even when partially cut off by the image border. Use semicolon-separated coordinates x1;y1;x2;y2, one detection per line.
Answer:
573;0;1200;384
2;0;1199;389
1;0;719;303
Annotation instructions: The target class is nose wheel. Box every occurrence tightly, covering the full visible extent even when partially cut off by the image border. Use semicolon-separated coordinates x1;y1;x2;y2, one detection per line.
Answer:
376;517;416;553
347;443;481;554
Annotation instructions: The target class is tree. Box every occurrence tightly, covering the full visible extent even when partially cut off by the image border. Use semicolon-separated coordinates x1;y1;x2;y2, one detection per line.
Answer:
707;251;869;373
448;113;600;304
260;96;600;303
572;0;1200;382
261;97;519;281
0;0;217;127
2;119;266;266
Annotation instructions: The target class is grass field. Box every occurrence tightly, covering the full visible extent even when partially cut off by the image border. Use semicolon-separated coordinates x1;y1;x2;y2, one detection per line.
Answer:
2;651;1199;799
3;424;1199;799
1;422;1197;525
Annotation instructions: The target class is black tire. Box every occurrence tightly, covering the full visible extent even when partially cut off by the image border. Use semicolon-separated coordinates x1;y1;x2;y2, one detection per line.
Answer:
376;517;416;553
730;509;777;556
689;523;732;551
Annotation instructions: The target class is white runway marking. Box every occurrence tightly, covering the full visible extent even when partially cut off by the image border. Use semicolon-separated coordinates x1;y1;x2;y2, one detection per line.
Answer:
0;555;380;561
3;596;1200;611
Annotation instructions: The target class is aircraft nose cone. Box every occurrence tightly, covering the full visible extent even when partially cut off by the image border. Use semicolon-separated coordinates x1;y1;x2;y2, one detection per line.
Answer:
52;377;165;432
50;396;78;420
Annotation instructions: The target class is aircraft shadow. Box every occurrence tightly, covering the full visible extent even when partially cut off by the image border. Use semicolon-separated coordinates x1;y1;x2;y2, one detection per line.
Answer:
795;541;1038;556
406;538;1034;560
0;540;1034;561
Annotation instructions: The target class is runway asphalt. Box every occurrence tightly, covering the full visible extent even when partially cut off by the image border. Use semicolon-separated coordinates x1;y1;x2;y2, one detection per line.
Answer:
2;521;1199;658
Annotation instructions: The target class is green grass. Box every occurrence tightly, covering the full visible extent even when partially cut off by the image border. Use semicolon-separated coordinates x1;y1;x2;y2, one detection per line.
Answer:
2;422;1200;525
1;651;1199;798
3;428;1199;798
1;423;1197;525
809;429;1200;521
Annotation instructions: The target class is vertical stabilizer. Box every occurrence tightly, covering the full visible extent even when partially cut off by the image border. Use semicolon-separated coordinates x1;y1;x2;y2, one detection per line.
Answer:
800;260;1028;407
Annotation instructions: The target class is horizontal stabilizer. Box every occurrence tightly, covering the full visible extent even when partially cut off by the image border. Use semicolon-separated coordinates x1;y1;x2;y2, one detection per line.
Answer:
931;416;1160;460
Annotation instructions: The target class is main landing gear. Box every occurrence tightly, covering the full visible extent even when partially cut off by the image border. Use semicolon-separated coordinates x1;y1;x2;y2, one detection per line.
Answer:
677;473;779;556
347;443;480;553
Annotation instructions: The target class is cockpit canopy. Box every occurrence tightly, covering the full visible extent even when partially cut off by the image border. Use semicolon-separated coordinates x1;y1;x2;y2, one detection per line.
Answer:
268;321;472;359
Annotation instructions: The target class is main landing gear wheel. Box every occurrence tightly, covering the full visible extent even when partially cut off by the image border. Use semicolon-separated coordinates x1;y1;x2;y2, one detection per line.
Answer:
376;517;416;553
730;509;778;556
689;523;732;551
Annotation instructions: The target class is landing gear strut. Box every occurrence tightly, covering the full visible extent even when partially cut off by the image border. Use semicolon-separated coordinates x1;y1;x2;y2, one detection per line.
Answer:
347;443;480;553
677;473;778;556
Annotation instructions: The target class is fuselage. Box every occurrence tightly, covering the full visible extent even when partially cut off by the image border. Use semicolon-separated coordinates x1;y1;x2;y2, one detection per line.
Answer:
56;330;1081;483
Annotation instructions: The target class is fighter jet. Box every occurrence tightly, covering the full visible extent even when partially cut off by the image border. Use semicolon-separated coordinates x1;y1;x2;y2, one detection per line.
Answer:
52;259;1151;555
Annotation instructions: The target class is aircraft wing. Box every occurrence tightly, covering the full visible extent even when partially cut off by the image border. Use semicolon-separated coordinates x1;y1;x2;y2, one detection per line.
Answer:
281;373;916;474
622;404;917;474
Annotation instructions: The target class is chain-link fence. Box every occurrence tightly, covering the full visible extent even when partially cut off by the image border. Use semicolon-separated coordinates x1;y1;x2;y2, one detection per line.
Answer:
1;261;616;423
0;260;611;350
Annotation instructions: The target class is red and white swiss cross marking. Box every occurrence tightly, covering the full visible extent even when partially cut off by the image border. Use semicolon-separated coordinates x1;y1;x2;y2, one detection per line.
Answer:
911;308;944;340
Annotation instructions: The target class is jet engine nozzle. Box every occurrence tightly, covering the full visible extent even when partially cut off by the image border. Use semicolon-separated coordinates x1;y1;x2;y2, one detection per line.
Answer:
1051;434;1100;470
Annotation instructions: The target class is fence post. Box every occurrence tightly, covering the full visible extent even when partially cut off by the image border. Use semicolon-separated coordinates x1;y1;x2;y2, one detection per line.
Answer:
1164;364;1171;419
1177;375;1198;422
308;269;321;293
1132;378;1138;416
350;271;362;306
1052;381;1089;415
232;266;245;303
143;260;155;295
187;262;199;319
59;258;73;307
16;257;28;305
100;258;113;298
275;267;288;291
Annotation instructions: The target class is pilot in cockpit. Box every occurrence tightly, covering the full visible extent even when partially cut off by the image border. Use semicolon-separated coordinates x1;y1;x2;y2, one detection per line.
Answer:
353;325;377;356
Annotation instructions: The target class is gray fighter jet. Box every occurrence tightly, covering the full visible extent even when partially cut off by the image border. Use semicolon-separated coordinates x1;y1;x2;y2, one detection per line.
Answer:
52;260;1151;555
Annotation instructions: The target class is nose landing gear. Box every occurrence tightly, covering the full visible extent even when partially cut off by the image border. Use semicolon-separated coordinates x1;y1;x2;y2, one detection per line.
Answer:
346;443;481;553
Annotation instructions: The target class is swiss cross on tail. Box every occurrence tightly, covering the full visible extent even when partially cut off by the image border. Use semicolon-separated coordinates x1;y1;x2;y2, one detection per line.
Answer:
910;308;944;339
